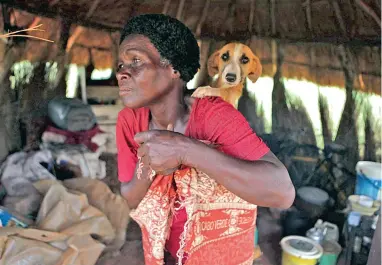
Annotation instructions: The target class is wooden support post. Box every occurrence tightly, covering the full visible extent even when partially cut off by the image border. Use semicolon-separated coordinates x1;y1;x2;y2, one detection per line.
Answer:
78;66;87;104
271;40;277;74
336;45;359;168
271;42;288;135
51;18;72;94
109;32;120;73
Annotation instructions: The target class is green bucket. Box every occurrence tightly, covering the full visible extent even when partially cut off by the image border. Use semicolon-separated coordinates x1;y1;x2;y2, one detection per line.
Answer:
320;240;342;265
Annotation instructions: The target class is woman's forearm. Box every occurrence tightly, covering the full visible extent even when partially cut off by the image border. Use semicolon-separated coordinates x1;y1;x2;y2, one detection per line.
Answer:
120;164;152;209
183;140;295;208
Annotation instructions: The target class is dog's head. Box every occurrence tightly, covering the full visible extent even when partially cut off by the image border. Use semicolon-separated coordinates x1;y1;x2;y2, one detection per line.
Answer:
207;43;262;86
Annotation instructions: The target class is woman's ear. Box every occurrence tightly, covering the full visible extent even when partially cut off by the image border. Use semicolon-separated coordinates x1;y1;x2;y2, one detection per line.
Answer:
207;50;220;77
247;56;262;83
171;68;181;79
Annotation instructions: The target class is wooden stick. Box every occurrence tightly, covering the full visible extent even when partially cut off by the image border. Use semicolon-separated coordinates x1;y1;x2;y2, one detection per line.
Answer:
248;0;255;33
226;1;236;34
270;0;276;35
162;0;172;15
355;0;381;27
86;0;102;19
29;17;42;29
1;34;54;42
0;24;54;43
176;0;186;20
66;26;84;52
196;0;210;37
331;0;348;37
303;0;313;32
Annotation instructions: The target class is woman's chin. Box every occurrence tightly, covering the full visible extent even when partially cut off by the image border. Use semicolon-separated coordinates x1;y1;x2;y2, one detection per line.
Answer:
121;96;143;109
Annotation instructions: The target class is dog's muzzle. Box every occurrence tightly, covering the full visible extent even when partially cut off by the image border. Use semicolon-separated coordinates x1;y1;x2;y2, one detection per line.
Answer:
225;73;237;83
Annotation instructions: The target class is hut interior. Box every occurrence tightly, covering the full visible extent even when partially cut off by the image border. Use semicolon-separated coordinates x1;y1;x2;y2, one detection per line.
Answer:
0;1;380;265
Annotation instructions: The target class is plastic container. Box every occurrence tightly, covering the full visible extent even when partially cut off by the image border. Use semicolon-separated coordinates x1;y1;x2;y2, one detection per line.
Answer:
355;161;382;200
348;195;381;216
280;236;323;265
320;240;342;265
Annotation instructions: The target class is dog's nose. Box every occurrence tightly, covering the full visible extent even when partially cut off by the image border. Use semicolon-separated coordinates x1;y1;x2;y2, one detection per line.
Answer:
225;73;237;83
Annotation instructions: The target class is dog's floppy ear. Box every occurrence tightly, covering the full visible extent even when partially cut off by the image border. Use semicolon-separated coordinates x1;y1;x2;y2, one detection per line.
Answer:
207;50;220;77
248;55;262;83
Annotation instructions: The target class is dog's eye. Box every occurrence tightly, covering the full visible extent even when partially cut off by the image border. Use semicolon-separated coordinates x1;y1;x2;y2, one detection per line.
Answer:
241;56;249;64
221;52;229;62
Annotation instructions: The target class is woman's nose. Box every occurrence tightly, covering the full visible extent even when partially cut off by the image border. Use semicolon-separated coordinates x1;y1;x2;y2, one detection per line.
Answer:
116;67;131;80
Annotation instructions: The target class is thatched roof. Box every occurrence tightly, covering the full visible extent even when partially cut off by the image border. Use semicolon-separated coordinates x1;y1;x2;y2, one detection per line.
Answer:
1;0;381;94
5;0;381;44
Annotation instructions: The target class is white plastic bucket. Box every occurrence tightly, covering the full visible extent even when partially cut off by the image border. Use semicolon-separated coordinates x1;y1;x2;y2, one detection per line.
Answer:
355;161;382;200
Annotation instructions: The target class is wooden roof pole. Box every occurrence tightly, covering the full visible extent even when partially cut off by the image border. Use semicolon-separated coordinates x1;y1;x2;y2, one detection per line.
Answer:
248;0;255;33
302;0;313;33
336;45;359;168
331;0;348;38
226;0;236;35
162;0;171;15
176;0;185;20
270;0;276;36
355;0;381;27
86;0;101;19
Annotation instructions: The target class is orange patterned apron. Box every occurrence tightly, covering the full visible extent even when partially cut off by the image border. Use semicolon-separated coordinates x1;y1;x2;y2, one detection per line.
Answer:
130;145;257;265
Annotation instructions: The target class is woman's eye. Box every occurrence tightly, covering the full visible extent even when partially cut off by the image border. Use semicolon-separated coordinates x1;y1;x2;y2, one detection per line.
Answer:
132;58;141;64
117;63;124;71
241;56;249;64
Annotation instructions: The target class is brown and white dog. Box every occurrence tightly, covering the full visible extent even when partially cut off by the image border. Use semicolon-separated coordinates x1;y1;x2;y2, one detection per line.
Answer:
192;43;262;109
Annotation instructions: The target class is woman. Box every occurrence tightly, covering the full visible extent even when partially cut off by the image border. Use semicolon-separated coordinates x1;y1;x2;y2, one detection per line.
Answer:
116;14;295;265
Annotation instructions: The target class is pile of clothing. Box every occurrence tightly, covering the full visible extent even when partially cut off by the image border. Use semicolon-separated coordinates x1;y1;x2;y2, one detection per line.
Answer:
0;178;130;265
41;97;111;180
0;97;112;216
0;98;129;265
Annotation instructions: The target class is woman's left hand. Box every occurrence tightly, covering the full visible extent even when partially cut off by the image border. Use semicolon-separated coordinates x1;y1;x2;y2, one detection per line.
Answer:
134;128;191;175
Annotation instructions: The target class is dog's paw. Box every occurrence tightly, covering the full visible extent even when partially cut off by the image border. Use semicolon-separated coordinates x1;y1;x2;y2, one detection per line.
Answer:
191;86;212;98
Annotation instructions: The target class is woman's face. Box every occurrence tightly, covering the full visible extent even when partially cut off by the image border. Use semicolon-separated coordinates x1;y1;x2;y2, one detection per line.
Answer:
116;35;175;108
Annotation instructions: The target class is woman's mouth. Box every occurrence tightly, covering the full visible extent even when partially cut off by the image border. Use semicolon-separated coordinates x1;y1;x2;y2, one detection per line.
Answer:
119;89;132;96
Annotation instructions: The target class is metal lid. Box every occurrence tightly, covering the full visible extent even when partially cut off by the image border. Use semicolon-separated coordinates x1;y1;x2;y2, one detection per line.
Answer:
297;187;329;206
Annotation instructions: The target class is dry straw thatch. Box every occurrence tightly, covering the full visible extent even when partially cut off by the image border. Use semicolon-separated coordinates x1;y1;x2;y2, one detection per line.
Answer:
1;0;381;94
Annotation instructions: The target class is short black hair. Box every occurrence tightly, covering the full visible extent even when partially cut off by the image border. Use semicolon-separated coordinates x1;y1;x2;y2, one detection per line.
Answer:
120;14;200;82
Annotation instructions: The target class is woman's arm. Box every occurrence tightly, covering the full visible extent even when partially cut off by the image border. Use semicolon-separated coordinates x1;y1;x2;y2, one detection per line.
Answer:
120;163;153;209
183;140;295;208
134;130;295;209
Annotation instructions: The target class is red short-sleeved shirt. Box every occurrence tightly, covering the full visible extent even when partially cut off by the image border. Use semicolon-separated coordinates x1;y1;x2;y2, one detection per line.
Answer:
116;97;269;258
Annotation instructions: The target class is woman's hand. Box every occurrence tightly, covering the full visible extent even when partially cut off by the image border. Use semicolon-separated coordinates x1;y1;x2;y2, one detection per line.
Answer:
134;126;192;175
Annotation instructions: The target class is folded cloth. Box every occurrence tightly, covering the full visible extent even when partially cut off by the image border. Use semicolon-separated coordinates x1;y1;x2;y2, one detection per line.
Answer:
42;125;107;152
131;141;257;265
